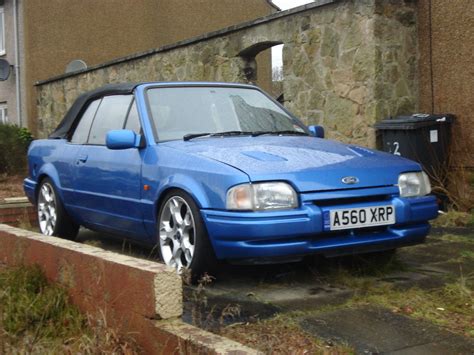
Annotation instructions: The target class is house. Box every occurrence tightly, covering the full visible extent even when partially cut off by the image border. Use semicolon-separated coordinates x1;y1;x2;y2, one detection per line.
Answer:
0;0;278;131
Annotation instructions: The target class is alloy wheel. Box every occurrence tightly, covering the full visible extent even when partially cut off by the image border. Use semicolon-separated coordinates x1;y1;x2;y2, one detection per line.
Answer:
159;196;196;271
38;182;57;236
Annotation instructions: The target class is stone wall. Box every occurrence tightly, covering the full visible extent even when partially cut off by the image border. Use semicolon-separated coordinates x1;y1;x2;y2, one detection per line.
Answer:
37;40;247;135
36;0;418;149
281;1;416;146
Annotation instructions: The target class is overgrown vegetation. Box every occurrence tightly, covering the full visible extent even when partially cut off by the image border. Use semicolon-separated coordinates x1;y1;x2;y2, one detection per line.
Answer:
345;275;474;337
306;243;474;338
432;210;474;228
222;315;353;354
0;123;33;176
0;265;140;354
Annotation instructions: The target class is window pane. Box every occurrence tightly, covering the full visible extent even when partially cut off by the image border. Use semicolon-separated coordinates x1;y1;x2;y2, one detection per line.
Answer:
0;10;4;54
0;102;7;124
70;100;100;144
88;95;132;145
124;101;141;134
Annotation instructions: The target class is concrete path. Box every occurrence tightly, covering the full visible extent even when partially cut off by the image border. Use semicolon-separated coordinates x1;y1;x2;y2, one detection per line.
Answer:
301;306;474;354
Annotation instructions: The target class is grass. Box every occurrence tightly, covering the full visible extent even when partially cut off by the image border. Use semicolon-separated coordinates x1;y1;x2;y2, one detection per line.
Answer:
0;265;140;354
439;233;474;244
306;250;407;290
460;250;474;260
16;209;39;233
432;210;474;228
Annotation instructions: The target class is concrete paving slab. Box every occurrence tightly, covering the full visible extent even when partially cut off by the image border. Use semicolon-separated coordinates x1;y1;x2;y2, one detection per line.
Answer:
377;267;451;290
202;260;355;313
430;227;473;237
430;259;474;276
388;342;459;355
300;305;474;354
398;241;472;265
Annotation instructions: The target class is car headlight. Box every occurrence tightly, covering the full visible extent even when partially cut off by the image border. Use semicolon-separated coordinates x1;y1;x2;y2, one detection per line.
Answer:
226;182;298;211
398;171;431;197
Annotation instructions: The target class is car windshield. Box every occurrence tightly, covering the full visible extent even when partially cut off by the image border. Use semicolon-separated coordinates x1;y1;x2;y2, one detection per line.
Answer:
146;86;307;141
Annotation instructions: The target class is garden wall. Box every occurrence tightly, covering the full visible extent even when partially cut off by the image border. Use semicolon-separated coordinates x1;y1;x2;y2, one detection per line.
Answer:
0;201;36;227
0;224;257;354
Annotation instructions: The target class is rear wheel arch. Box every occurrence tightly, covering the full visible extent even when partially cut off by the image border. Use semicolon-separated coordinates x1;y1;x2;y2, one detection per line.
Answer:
35;174;51;201
35;165;63;201
36;176;79;240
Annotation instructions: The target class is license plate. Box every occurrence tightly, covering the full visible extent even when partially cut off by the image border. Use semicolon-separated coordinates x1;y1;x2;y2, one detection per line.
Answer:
324;205;395;231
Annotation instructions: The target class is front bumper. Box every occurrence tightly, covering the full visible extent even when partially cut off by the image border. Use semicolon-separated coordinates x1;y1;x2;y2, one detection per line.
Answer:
201;188;438;260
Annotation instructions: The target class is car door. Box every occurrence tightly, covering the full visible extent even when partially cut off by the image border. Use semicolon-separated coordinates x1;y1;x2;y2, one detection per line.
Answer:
59;99;101;206
72;95;148;237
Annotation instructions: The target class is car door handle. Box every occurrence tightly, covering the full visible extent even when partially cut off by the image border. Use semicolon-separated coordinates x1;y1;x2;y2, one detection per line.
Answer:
76;155;88;164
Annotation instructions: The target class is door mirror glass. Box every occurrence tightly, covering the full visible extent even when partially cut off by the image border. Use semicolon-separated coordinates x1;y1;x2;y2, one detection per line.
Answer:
308;125;325;138
106;130;141;150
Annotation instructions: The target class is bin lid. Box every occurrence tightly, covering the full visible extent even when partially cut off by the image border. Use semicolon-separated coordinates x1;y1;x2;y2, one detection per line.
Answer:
373;113;455;130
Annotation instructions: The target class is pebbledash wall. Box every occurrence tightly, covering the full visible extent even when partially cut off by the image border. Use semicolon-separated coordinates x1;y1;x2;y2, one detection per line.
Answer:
35;0;417;149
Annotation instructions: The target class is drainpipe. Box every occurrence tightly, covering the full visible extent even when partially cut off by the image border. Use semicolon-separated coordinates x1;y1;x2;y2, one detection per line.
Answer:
13;0;21;127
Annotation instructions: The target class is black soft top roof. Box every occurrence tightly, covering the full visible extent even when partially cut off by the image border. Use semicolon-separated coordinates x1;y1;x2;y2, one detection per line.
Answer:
49;83;139;139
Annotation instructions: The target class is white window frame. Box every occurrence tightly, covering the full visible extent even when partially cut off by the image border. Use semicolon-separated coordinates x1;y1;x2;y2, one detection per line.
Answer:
0;7;4;56
0;103;8;124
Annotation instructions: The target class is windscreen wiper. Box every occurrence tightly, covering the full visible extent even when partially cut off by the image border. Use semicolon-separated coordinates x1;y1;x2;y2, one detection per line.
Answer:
183;133;211;141
183;131;253;141
251;130;309;137
211;131;253;137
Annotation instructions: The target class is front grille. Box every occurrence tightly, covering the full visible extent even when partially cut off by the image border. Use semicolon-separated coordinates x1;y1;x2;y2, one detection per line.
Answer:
313;194;391;207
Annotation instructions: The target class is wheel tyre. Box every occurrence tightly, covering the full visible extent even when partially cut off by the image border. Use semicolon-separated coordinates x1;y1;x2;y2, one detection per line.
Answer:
157;190;216;280
37;177;79;240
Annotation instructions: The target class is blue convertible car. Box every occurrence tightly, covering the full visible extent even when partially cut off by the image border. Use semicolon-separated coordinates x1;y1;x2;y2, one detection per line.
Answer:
24;82;438;275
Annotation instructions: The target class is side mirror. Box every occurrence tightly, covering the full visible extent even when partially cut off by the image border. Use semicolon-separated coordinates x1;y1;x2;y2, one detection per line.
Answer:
106;130;142;150
308;125;325;138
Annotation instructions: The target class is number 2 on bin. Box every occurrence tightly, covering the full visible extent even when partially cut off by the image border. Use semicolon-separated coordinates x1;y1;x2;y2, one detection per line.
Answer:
388;141;401;156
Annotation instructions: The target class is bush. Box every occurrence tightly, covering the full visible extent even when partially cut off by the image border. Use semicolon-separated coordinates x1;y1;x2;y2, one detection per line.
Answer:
0;124;33;175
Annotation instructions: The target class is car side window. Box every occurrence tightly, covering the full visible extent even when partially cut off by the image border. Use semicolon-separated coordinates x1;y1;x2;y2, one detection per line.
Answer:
70;99;101;144
124;100;141;134
88;95;133;145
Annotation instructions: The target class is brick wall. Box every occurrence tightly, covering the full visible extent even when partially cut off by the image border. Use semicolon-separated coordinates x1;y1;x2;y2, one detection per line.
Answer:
0;202;37;227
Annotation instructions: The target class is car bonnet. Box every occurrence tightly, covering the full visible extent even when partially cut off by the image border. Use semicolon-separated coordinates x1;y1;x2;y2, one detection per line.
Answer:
162;136;421;193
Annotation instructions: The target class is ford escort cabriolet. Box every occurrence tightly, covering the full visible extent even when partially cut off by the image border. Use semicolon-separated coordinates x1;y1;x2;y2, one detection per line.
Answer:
24;82;438;276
